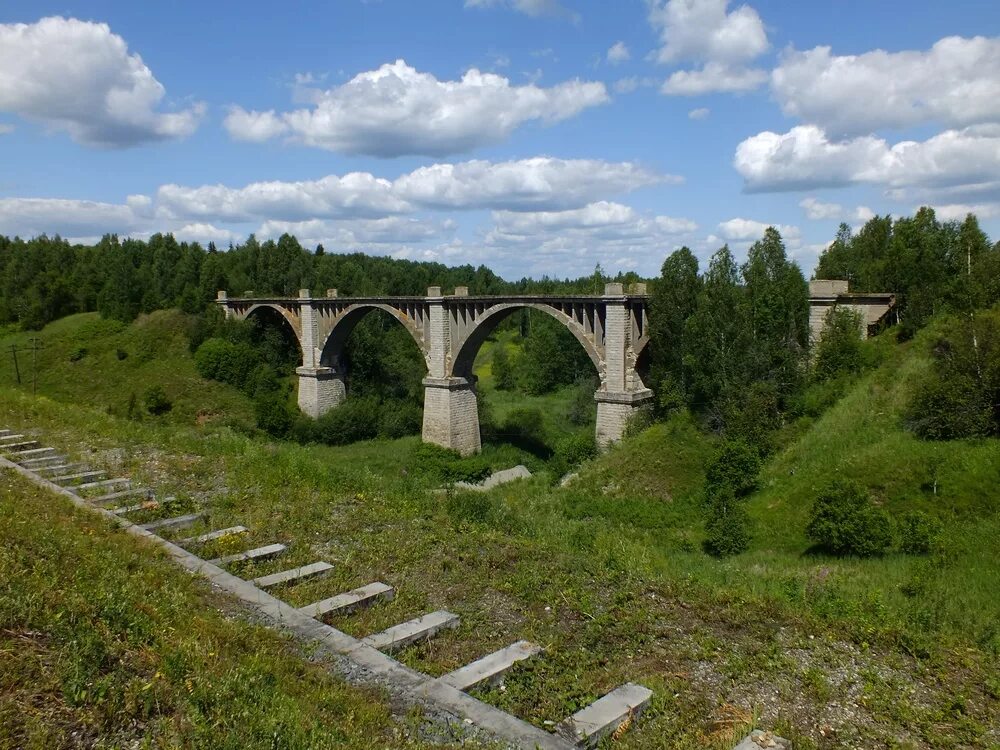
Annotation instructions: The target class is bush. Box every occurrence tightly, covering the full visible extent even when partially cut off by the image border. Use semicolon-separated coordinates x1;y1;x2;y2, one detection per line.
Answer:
898;511;943;555
143;386;172;415
248;363;282;397
312;397;381;445
814;306;865;381
69;346;87;362
499;407;550;456
492;344;516;390
115;347;128;361
704;439;761;498
806;480;893;557
194;338;262;391
703;489;752;557
623;404;656;438
565;376;597;426
906;315;1000;440
254;395;292;437
656;374;686;416
550;431;597;477
413;443;492;484
907;373;993;440
720;382;782;455
378;399;422;439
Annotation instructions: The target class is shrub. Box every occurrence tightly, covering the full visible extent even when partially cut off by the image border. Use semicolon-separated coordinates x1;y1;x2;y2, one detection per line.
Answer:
115;347;128;361
814;306;865;381
703;489;752;557
312;397;380;445
898;511;943;555
377;399;422;439
550;431;597;477
69;346;87;362
492;344;516;390
656;374;686;416
907;373;993;440
704;439;761;498
248;363;282;397
806;480;893;557
254;395;292;437
565;376;597;426
194;338;262;390
413;443;492;484
143;386;173;415
499;407;549;456
623;404;656;438
720;382;782;455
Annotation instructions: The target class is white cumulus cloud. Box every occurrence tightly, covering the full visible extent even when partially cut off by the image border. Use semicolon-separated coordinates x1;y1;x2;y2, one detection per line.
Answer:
648;0;768;64
648;0;769;95
0;16;203;147
734;125;1000;193
688;107;710;120
392;157;669;211
607;41;631;64
717;217;800;242
484;201;698;277
772;36;1000;137
662;61;767;94
224;60;608;157
798;198;876;223
0;198;145;237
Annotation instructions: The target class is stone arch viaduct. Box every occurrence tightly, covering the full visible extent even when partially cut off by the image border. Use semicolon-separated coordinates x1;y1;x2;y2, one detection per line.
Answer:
217;284;653;455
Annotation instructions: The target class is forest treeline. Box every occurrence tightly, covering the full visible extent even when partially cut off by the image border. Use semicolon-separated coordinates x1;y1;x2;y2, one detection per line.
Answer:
0;232;641;330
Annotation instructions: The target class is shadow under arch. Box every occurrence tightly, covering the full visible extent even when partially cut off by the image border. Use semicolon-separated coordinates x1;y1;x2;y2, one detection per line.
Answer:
318;303;429;373
450;302;602;381
242;303;304;363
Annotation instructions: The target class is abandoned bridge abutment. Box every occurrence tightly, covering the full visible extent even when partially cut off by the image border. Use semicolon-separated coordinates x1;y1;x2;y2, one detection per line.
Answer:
217;285;653;454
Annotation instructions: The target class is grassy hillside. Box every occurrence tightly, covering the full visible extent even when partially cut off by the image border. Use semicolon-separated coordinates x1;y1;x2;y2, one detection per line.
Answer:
1;312;998;748
0;470;431;749
0;311;257;430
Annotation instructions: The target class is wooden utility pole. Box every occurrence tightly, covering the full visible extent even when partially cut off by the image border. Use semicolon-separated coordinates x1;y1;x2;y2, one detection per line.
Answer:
9;343;20;384
29;338;43;396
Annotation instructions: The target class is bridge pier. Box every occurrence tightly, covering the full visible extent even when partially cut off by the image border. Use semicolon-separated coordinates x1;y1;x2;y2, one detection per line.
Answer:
594;389;653;449
421;377;481;456
296;367;346;418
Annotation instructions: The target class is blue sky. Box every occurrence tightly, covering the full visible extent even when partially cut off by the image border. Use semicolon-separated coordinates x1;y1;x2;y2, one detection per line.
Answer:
1;1;998;279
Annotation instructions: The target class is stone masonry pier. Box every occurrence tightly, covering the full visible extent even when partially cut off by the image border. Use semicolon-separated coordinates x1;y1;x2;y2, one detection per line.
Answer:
218;284;653;454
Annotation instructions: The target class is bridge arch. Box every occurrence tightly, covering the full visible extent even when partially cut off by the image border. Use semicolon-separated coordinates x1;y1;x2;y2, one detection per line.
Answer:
317;303;429;371
242;303;304;359
449;302;602;381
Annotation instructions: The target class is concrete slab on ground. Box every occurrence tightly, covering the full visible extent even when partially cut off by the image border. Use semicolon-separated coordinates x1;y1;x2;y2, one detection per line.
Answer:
298;582;394;619
141;512;205;532
439;640;542;692
558;682;652;748
110;500;160;515
210;543;287;566
252;561;333;589
453;465;531;492
76;477;130;492
362;610;460;652
179;525;248;545
733;730;791;750
52;470;105;484
92;487;152;504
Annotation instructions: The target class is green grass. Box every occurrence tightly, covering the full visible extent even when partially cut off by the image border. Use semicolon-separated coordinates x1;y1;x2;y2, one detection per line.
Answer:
0;311;257;430
1;312;998;748
0;469;432;750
